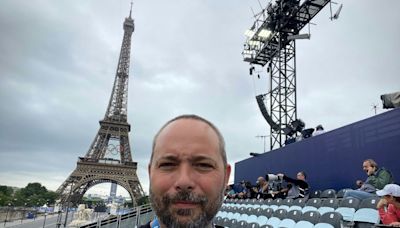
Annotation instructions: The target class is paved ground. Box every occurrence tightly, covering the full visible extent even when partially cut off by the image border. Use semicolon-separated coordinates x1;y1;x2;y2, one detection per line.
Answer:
1;212;75;228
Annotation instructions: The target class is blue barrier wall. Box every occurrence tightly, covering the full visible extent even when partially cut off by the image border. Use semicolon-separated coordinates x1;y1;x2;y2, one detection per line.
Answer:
235;108;400;191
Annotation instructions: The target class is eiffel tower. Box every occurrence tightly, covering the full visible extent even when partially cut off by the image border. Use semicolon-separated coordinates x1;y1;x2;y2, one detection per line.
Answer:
56;4;144;206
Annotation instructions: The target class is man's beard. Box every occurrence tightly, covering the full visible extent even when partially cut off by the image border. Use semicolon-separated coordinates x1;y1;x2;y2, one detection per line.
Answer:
150;187;224;228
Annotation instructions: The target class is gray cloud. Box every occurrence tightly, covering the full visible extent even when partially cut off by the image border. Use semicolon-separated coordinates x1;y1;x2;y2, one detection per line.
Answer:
0;0;399;196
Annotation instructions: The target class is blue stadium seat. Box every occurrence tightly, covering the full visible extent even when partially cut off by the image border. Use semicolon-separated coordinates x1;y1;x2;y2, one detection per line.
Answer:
214;216;223;226
320;189;337;198
264;198;274;205
359;197;380;209
266;216;281;228
293;220;314;228
257;215;269;226
238;213;249;222
309;190;322;199
307;198;322;208
288;205;302;212
302;198;321;213
277;204;290;211
278;218;296;228
335;197;360;221
235;220;248;227
301;211;321;225
247;222;260;228
283;198;294;206
322;198;339;209
246;207;256;215
247;214;259;224
274;198;284;206
261;208;274;218
352;208;380;225
287;209;302;222
273;208;288;220
229;218;239;227
221;217;230;227
293;198;307;207
316;211;343;228
254;208;263;216
259;225;273;228
313;223;334;228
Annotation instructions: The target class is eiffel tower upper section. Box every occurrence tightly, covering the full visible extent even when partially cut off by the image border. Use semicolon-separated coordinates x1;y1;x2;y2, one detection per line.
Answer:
84;7;136;164
56;4;144;206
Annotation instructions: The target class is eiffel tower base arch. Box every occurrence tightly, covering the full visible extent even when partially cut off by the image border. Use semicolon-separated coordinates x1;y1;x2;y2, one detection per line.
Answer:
56;158;144;207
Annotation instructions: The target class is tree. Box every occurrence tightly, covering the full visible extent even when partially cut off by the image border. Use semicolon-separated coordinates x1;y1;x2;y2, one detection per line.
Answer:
0;185;13;206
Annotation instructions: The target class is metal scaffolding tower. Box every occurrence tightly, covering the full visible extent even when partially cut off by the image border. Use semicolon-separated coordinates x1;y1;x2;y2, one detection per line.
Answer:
243;0;335;150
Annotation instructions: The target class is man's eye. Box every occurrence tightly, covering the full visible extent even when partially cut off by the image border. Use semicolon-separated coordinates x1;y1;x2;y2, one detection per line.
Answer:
158;163;176;169
195;163;214;170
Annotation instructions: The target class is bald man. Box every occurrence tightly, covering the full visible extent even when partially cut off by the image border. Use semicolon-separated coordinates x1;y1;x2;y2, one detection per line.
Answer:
142;115;231;228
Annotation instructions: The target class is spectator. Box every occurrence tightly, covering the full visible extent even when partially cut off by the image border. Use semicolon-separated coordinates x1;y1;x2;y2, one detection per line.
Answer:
344;159;393;200
376;184;400;226
253;176;270;199
312;124;325;136
237;180;252;199
277;171;309;199
225;184;236;199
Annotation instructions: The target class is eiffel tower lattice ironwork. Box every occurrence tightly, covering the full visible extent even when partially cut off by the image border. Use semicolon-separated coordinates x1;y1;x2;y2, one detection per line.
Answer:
56;6;144;206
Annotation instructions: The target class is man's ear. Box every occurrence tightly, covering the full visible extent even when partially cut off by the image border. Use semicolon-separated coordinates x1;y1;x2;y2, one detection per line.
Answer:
224;164;232;186
148;163;151;177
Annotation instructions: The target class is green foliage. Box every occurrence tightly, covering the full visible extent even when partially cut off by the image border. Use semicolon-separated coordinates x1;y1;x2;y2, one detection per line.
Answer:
137;195;149;206
0;183;58;207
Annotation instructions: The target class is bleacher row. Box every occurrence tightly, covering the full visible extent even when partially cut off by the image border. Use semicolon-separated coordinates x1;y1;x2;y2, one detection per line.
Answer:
215;188;381;228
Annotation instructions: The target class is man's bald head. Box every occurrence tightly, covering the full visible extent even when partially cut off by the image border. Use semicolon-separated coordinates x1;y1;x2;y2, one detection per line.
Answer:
150;114;227;167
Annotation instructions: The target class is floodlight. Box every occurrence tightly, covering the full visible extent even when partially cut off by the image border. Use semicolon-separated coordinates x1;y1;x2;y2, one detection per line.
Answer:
258;29;272;39
245;29;256;38
301;128;315;139
287;34;310;40
248;40;262;47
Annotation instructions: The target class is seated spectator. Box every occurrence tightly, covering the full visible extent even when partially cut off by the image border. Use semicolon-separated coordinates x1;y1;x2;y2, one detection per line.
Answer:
344;159;393;200
277;171;309;199
225;184;236;199
376;184;400;226
237;180;252;199
252;176;271;199
312;124;325;136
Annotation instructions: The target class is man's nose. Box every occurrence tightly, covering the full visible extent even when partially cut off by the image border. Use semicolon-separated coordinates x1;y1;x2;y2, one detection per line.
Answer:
175;164;195;191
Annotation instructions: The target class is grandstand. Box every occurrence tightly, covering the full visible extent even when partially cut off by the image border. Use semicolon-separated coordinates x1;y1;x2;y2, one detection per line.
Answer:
216;195;380;227
235;108;400;191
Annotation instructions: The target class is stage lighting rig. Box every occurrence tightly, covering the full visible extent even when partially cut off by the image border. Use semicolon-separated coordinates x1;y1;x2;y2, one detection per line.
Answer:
243;0;341;150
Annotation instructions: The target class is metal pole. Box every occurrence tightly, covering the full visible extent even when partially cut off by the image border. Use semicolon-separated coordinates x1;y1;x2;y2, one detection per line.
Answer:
3;205;10;226
64;182;74;227
42;211;47;228
56;210;62;228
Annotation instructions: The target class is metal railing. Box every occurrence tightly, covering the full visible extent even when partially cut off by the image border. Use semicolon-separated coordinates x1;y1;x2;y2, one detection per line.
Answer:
80;204;153;228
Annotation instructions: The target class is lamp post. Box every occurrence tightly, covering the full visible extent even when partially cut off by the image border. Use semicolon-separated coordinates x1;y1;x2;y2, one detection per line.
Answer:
42;203;48;228
4;202;11;226
64;180;74;227
21;203;27;223
56;210;62;228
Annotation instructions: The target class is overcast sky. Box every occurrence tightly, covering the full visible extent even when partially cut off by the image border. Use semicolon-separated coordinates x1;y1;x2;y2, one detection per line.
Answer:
0;0;399;197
